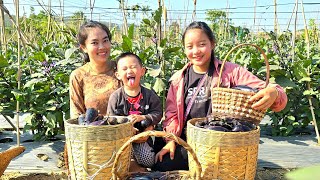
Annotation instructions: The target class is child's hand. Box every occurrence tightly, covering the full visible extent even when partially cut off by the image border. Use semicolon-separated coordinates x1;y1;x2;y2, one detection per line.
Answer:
133;125;154;143
249;87;278;111
128;114;146;124
155;140;176;163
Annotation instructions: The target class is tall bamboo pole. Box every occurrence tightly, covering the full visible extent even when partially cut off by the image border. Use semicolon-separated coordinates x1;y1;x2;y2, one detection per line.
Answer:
184;0;189;29
59;0;64;25
162;1;167;37
14;0;21;147
0;0;6;52
291;0;298;59
253;0;256;33
300;0;319;145
224;0;229;40
120;0;128;35
46;0;51;40
274;0;278;33
90;0;95;20
286;2;297;31
192;0;197;21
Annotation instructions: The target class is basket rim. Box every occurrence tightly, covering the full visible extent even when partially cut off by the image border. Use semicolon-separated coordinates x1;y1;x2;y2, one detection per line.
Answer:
111;130;202;180
211;87;257;95
65;117;133;127
187;118;260;134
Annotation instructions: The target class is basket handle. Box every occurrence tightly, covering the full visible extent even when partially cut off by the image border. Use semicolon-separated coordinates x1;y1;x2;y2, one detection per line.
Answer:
217;43;270;88
111;130;202;180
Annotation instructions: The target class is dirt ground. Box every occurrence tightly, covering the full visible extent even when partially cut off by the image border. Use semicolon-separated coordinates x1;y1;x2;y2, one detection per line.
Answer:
1;168;292;180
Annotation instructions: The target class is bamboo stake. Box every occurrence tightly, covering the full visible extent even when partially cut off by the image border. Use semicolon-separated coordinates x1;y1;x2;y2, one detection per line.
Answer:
120;0;128;35
59;0;64;26
46;0;51;40
163;2;167;37
253;0;256;33
286;2;297;31
184;0;189;29
291;0;298;60
300;0;320;145
225;0;229;40
14;0;21;147
0;0;6;52
192;0;197;21
90;0;95;20
274;0;278;33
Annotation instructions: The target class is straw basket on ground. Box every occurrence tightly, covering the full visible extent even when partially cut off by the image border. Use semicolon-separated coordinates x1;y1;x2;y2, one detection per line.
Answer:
187;118;260;180
112;131;202;180
65;118;133;180
187;43;269;180
211;43;270;125
0;146;25;176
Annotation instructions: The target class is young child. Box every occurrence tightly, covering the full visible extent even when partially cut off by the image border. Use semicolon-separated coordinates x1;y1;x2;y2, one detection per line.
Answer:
153;21;288;171
107;52;163;168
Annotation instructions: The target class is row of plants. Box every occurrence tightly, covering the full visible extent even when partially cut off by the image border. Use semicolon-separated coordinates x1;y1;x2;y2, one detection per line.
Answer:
0;7;319;140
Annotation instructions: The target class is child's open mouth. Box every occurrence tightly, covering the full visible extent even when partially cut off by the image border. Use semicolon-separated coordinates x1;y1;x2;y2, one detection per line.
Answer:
127;76;135;86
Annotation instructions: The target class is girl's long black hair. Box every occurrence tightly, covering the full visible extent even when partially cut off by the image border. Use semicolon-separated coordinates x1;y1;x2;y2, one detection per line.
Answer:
182;21;217;90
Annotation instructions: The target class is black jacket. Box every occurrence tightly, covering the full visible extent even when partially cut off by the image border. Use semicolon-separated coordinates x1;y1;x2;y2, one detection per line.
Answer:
107;86;163;125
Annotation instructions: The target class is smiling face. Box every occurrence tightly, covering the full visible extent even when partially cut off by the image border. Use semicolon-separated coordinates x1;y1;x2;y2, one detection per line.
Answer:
184;28;215;73
116;55;145;90
80;27;111;65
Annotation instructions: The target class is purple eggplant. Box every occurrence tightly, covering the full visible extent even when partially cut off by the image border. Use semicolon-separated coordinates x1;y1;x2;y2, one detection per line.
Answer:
232;125;245;132
207;125;230;132
84;108;98;123
107;117;118;125
232;85;259;93
117;117;129;124
195;120;208;128
78;114;86;125
89;120;107;126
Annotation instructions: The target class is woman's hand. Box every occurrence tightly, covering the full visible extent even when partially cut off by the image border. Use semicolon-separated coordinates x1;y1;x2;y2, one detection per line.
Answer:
249;87;278;111
155;140;176;163
133;125;154;143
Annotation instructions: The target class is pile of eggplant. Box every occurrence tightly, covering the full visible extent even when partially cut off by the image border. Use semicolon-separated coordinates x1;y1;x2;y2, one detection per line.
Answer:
77;108;152;131
77;108;129;126
232;85;259;93
194;116;257;132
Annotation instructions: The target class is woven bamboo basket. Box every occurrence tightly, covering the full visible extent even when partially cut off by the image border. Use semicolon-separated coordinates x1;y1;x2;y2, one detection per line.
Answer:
211;43;270;125
0;146;25;176
111;131;202;180
65;118;133;180
187;118;260;180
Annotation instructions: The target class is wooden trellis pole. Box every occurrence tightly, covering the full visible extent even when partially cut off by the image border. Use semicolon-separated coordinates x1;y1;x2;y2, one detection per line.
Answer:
14;0;21;147
300;0;320;145
274;0;279;33
90;0;95;20
286;2;297;31
0;0;6;52
192;0;197;21
120;0;128;35
46;0;51;40
253;0;256;33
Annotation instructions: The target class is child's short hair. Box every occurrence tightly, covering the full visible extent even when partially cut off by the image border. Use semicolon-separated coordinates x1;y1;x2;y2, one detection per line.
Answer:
115;52;143;67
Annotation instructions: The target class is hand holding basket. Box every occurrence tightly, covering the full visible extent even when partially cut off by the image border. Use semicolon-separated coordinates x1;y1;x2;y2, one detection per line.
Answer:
211;43;270;125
